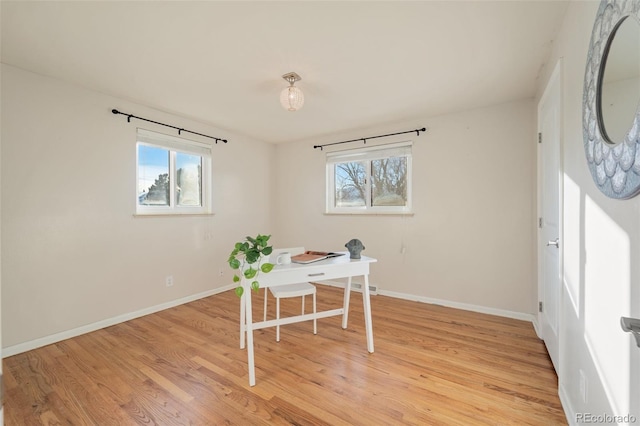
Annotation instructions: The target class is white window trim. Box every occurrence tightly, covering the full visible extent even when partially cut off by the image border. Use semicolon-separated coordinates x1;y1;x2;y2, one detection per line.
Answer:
135;128;213;216
326;141;413;215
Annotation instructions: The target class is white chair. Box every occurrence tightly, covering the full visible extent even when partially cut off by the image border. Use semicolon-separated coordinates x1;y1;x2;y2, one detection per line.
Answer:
264;247;317;342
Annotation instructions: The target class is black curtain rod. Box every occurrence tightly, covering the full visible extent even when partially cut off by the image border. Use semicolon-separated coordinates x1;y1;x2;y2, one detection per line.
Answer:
111;109;228;144
313;127;426;150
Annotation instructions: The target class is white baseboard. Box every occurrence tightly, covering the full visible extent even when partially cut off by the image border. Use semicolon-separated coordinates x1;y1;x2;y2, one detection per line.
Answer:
559;383;576;426
317;280;533;322
2;284;235;358
531;315;542;338
378;289;536;323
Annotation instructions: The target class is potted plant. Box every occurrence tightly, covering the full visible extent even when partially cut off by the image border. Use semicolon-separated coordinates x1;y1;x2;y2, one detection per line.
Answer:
228;234;274;297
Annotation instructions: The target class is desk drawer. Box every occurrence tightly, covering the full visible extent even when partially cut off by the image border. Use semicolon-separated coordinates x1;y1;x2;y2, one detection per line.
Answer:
259;262;370;287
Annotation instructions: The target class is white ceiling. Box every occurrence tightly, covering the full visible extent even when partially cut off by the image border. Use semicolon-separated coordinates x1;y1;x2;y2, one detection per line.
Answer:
1;1;569;144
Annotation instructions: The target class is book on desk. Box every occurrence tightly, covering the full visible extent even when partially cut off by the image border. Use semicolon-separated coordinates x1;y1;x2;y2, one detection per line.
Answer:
291;251;344;264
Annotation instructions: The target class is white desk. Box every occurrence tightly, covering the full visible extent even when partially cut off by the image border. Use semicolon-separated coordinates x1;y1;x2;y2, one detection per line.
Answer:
239;252;377;386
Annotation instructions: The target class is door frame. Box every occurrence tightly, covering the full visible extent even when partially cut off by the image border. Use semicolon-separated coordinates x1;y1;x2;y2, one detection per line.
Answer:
536;58;564;373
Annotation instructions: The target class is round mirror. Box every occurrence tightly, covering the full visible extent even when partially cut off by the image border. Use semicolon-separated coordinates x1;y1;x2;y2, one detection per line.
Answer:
583;0;640;199
598;15;640;145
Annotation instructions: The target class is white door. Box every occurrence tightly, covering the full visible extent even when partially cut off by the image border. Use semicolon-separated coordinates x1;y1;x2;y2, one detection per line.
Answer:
538;60;562;372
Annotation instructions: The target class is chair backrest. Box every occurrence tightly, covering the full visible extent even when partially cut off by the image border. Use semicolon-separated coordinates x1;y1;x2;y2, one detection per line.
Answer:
269;247;305;263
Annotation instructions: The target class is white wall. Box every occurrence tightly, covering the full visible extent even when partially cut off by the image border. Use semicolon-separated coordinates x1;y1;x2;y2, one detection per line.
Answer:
536;1;640;423
1;65;275;352
273;99;536;316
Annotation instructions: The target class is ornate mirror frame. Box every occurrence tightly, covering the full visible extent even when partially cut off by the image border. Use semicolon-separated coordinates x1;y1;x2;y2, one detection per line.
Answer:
583;0;640;199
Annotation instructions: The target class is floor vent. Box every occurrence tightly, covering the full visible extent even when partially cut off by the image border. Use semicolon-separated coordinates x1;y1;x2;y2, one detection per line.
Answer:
351;283;378;295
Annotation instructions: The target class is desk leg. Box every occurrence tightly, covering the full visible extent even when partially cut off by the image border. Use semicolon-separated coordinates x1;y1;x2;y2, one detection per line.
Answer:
240;291;245;349
362;274;374;353
245;284;256;386
342;276;352;329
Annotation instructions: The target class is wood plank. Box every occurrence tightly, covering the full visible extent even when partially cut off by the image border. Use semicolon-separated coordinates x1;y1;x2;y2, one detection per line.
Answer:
3;285;567;425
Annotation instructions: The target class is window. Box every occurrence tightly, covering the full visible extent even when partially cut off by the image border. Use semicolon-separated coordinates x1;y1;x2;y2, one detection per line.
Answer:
326;142;412;214
136;129;212;215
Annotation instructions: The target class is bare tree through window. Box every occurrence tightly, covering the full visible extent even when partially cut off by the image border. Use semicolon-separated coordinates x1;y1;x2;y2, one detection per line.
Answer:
327;142;412;213
371;157;407;206
335;162;366;207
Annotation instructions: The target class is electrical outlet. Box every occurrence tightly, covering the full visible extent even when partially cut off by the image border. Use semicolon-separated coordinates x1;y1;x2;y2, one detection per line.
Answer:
166;275;174;287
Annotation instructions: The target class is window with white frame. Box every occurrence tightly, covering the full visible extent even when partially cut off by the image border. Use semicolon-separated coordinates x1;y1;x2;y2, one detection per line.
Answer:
326;142;412;214
136;129;212;215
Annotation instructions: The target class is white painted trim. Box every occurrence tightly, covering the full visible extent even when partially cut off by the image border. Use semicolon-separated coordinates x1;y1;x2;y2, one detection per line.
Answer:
318;279;534;322
3;281;537;359
531;315;542;339
536;57;564;374
559;382;577;426
379;289;536;323
2;285;235;358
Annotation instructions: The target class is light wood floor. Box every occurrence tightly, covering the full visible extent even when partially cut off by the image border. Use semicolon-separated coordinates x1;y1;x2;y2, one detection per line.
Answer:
4;285;567;425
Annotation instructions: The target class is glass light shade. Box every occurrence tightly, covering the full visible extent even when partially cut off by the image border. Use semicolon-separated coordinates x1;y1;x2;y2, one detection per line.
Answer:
280;85;304;111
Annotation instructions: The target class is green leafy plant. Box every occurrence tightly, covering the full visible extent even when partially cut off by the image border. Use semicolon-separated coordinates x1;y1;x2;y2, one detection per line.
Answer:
228;234;274;297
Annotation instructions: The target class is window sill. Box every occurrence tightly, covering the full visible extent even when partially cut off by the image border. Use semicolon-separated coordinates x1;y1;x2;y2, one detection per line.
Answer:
133;212;215;218
324;211;414;216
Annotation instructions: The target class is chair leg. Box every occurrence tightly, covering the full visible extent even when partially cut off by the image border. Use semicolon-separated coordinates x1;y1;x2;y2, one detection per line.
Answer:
301;295;305;314
276;296;281;342
313;292;317;335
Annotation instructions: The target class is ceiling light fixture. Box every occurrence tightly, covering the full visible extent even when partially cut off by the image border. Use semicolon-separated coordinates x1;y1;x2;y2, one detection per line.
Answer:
280;72;304;111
